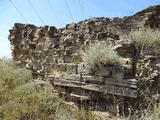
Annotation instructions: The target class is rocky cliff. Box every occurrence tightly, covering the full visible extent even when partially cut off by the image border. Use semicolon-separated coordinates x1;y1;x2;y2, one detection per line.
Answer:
8;5;160;113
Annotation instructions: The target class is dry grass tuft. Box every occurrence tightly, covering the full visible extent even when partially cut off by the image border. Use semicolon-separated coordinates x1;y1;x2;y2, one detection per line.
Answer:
82;42;123;71
129;28;160;55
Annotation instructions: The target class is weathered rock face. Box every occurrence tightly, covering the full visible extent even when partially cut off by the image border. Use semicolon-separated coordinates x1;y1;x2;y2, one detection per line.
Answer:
8;5;160;113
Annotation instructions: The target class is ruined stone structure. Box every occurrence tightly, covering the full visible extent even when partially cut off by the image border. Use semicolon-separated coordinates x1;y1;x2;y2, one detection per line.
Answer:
9;5;160;112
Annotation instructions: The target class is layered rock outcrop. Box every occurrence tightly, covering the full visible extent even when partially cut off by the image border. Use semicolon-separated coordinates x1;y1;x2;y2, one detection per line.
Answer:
8;5;160;113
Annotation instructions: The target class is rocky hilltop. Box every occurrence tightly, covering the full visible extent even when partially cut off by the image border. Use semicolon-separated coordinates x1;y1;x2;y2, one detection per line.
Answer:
9;5;160;113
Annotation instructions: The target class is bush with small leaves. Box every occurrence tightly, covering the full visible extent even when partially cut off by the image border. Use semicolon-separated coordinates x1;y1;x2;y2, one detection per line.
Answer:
0;58;96;120
0;58;32;90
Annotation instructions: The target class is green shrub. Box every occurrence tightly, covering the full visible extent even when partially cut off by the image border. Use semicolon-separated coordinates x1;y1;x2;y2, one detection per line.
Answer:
0;82;62;120
0;82;95;120
129;28;160;55
0;58;96;120
0;58;32;106
82;42;123;71
0;58;32;90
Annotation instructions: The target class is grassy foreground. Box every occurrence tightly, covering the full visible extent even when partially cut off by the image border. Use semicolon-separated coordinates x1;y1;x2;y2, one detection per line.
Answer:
0;58;95;120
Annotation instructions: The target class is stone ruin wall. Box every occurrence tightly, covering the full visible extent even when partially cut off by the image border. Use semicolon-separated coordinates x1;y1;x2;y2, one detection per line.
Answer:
8;5;160;112
8;5;160;78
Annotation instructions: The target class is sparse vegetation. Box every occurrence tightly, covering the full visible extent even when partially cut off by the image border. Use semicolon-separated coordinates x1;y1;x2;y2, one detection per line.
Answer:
129;28;160;55
82;42;123;71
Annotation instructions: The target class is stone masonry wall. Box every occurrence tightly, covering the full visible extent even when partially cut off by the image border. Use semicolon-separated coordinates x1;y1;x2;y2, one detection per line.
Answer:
9;5;160;78
8;5;160;112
